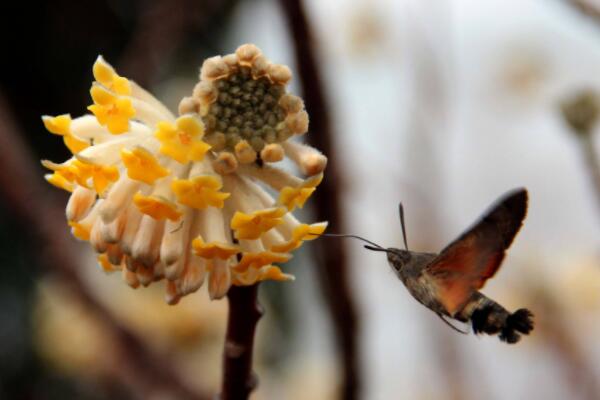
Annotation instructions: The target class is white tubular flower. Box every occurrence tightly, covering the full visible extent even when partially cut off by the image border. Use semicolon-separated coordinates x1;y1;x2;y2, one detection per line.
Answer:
42;44;327;304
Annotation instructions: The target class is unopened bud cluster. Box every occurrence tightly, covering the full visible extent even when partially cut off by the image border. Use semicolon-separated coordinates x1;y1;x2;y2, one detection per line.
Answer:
180;44;309;173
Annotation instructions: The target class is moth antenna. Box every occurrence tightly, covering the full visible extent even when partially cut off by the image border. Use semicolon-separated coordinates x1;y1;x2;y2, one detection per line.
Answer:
320;233;384;249
399;202;409;251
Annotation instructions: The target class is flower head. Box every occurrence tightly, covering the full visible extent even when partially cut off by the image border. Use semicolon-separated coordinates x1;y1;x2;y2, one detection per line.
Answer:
42;44;327;303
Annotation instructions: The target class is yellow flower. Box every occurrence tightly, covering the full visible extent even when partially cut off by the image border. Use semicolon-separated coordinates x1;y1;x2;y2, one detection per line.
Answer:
233;251;291;273
171;175;230;209
258;266;294;281
192;237;239;259
68;221;91;241
88;84;135;134
271;222;328;253
42;46;328;303
231;207;287;240
231;252;293;286
42;114;71;135
42;155;117;195
93;56;131;95
42;159;89;188
75;156;119;195
42;114;89;154
232;265;294;286
121;147;169;184
44;172;74;192
155;115;211;164
133;192;182;221
278;173;323;211
97;254;119;273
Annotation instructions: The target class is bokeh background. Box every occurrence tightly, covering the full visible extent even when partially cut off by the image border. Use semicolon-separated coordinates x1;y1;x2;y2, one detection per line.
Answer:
1;0;600;399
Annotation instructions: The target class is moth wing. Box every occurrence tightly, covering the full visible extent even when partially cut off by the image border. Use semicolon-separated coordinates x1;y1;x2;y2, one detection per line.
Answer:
425;188;528;315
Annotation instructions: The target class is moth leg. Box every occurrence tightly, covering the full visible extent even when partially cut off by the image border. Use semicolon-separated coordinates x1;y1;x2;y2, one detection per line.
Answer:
436;313;469;334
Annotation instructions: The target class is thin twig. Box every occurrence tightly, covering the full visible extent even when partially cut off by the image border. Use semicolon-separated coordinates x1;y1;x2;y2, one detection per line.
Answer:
220;284;263;400
578;133;600;216
279;1;361;399
560;89;600;219
0;93;209;400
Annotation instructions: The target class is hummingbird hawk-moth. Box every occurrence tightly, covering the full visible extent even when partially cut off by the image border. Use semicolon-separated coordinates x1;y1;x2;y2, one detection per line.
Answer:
327;188;534;343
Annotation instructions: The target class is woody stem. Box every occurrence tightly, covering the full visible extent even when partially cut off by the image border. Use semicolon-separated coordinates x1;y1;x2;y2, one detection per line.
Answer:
219;284;263;400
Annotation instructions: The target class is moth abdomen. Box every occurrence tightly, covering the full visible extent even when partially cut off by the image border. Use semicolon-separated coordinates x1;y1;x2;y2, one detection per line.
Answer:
466;296;534;344
500;308;534;343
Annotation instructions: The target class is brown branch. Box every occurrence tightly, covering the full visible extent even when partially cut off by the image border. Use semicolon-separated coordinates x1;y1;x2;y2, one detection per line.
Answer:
534;285;600;399
279;1;361;399
560;90;600;220
220;284;263;400
562;0;600;23
0;93;209;400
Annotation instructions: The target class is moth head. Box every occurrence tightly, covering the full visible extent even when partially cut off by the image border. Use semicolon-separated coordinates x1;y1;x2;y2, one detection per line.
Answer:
362;245;411;272
385;248;411;271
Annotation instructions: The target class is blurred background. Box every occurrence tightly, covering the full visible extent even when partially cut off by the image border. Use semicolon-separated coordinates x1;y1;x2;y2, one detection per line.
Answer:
1;0;600;399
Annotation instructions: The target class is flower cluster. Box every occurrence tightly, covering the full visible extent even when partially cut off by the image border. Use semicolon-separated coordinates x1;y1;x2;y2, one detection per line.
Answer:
42;44;327;304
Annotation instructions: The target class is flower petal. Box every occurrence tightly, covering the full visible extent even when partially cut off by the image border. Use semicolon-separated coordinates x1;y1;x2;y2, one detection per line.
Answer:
231;207;287;240
121;147;169;185
133;192;182;221
192;236;239;259
171;175;230;209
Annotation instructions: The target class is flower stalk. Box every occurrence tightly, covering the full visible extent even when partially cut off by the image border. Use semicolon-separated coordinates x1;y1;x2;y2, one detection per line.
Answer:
220;284;262;400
